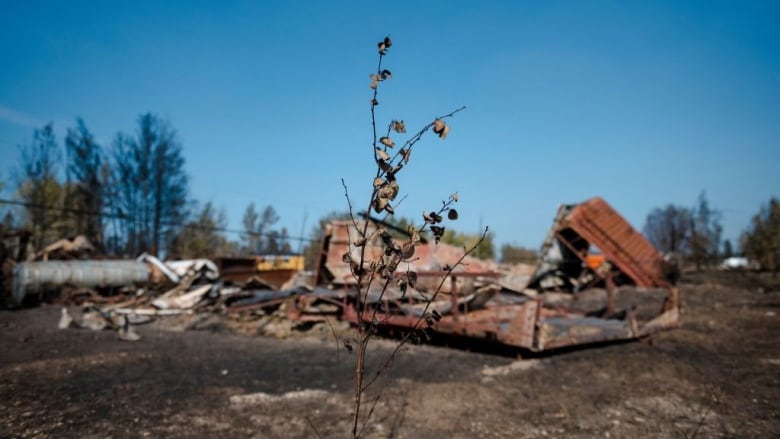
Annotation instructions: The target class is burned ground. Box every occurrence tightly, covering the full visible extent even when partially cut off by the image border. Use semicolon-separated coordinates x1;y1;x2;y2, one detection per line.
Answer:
1;272;778;438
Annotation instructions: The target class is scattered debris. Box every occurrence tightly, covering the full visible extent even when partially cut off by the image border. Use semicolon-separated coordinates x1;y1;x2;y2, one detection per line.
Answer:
34;235;94;261
325;197;680;351
7;197;680;352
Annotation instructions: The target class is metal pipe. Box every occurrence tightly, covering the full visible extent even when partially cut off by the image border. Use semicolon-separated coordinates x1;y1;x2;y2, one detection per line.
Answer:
12;260;150;304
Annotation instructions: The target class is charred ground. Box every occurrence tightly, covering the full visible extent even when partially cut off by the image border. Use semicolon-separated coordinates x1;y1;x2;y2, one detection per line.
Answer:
1;271;778;438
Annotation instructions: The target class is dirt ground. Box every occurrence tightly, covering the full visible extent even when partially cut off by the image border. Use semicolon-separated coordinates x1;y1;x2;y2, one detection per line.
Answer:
1;272;778;438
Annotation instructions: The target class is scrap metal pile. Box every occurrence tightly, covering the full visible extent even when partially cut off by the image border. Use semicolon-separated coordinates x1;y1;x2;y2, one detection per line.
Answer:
1;197;680;350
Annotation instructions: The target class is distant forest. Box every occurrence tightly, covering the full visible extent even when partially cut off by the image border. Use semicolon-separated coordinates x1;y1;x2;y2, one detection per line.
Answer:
0;114;299;260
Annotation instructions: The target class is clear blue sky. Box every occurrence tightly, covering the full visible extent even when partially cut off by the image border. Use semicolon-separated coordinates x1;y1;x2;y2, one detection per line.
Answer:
1;0;778;251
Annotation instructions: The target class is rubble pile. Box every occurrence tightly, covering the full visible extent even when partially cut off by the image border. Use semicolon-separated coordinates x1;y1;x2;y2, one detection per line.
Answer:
1;197;682;351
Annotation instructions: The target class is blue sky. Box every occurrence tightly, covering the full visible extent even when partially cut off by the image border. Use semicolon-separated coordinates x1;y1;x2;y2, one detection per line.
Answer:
1;0;778;251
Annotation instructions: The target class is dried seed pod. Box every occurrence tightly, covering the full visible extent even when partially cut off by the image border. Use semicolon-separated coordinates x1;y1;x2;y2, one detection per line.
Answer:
400;148;411;163
448;208;459;220
379;136;395;148
378;36;392;54
376;159;392;173
401;242;415;259
377;181;399;201
411;229;421;245
426;212;443;223
375;148;390;161
432;119;450;139
407;271;418;288
373;197;388;213
379;69;392;80
392;120;406;133
451;192;459;202
430;225;446;244
373;177;385;188
439;124;450;139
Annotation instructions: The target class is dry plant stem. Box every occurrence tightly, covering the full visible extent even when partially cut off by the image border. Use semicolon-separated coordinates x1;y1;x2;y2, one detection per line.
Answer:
365;198;457;327
375;106;466;182
359;227;489;394
305;416;324;439
354;230;488;439
325;318;341;364
357;393;383;438
352;39;466;438
352;48;388;439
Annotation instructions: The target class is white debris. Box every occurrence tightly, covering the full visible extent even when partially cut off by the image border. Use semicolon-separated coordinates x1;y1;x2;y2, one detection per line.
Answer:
117;326;141;341
58;307;73;329
229;389;331;406
481;359;540;376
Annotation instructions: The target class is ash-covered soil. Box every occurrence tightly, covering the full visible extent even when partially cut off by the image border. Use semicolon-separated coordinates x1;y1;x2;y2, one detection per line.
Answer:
1;272;779;438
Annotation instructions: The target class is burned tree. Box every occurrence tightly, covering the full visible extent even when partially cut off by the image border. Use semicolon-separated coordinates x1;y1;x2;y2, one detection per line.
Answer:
742;197;780;275
107;114;188;256
14;123;67;249
643;204;691;256
65;118;104;249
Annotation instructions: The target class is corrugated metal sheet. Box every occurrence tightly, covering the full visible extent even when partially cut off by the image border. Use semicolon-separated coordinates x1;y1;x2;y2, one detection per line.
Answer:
562;197;666;288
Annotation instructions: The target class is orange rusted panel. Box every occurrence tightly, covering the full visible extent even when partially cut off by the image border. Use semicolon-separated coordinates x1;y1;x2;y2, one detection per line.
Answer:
562;197;667;288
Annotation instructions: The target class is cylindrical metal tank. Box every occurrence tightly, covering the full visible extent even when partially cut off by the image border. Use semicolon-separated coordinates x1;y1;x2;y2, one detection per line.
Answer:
13;260;150;304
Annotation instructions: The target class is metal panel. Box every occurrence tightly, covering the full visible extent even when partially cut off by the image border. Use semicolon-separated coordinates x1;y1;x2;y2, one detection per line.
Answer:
501;300;538;349
562;197;667;288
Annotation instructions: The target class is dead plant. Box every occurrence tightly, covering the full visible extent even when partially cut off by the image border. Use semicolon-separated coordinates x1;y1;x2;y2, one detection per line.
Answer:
337;35;487;438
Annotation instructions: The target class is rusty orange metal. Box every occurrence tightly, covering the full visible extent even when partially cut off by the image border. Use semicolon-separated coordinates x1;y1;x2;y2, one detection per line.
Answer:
305;199;680;352
561;197;668;288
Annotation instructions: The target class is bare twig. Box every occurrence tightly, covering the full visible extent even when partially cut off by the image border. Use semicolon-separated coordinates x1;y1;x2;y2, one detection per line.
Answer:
305;416;324;439
341;178;360;233
360;227;489;395
357;393;383;438
325;318;341;364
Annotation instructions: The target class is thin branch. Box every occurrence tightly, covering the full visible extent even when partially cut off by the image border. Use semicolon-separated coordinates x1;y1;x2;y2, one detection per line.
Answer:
360;227;489;393
357;393;383;438
341;178;359;233
325;318;341;365
305;416;324;439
